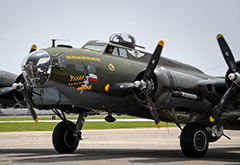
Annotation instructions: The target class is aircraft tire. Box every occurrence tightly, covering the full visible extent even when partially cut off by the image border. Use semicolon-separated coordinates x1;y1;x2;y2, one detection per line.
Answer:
180;122;209;158
52;121;79;153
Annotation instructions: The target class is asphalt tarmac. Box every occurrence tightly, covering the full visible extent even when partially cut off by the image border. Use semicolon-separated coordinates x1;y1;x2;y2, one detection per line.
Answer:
0;128;240;165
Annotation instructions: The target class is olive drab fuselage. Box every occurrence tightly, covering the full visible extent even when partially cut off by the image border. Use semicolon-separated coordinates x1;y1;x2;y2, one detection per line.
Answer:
23;38;240;129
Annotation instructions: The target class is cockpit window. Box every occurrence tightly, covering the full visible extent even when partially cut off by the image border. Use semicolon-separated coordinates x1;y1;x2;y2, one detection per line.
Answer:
119;48;128;58
105;45;118;56
22;50;52;87
84;44;105;51
112;47;118;55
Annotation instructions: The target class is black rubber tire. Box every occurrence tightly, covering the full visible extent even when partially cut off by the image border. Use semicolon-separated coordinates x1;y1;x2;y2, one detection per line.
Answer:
180;122;209;158
52;121;79;153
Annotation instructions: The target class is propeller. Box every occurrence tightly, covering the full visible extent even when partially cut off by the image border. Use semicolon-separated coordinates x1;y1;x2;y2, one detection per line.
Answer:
0;86;14;95
108;82;135;90
29;44;37;53
106;40;164;128
22;91;38;124
11;44;39;124
143;41;163;81
12;82;39;124
209;34;239;122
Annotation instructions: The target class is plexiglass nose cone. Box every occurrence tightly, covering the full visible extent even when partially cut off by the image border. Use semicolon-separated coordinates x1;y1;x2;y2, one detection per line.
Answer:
21;50;52;87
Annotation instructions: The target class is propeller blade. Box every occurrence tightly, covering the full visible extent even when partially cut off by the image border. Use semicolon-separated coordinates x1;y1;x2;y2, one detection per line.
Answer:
22;92;38;124
29;44;37;53
0;87;14;96
209;83;235;122
105;83;135;92
217;34;236;73
110;83;135;90
143;41;164;81
142;88;161;128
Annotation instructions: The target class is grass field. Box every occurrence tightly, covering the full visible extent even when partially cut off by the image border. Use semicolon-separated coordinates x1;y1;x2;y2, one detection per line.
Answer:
0;115;177;132
0;115;140;121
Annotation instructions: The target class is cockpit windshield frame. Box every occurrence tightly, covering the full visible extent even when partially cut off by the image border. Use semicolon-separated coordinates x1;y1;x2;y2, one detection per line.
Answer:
83;44;106;52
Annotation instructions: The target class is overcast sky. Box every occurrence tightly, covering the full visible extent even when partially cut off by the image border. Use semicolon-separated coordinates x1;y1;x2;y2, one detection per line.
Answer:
0;0;240;76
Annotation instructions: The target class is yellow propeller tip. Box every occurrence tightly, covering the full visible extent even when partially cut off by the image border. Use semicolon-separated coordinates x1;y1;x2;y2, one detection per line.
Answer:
105;84;110;92
159;40;164;46
35;118;39;124
32;44;37;50
156;122;161;129
217;34;223;39
209;116;215;123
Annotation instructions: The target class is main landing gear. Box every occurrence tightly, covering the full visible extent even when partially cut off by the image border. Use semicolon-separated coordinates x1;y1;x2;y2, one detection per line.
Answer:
180;122;209;158
180;122;227;158
52;110;85;153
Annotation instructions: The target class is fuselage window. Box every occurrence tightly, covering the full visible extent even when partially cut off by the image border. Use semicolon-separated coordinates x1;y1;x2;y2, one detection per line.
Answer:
58;56;66;68
119;48;128;58
75;62;84;72
87;64;96;73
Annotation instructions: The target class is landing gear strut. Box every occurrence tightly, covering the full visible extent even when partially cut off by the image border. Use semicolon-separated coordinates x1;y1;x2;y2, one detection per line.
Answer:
52;110;85;153
180;122;209;158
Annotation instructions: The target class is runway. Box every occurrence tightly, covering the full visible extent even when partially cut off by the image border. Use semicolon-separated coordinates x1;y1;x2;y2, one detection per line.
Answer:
0;128;240;165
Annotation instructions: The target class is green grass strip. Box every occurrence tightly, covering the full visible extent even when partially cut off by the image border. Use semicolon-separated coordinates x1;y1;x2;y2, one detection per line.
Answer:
0;121;177;132
0;116;140;121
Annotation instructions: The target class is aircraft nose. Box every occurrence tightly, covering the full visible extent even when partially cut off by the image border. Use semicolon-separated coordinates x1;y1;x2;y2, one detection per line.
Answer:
21;50;52;87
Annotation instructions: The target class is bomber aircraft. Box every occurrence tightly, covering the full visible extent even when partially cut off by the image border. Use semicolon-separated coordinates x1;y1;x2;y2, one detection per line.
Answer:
1;33;240;158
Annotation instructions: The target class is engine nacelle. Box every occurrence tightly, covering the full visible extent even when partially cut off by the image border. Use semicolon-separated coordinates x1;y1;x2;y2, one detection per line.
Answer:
134;67;210;111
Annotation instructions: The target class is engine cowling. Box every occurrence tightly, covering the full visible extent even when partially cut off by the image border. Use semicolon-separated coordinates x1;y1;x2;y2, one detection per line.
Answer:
133;67;171;107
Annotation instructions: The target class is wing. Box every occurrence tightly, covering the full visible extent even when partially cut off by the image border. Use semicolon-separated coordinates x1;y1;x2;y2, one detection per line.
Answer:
0;70;17;107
